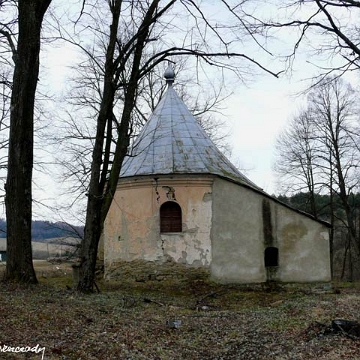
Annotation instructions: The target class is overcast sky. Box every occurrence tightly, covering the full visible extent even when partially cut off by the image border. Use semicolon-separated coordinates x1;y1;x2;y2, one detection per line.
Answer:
37;50;308;222
228;74;306;195
32;39;322;222
21;1;360;222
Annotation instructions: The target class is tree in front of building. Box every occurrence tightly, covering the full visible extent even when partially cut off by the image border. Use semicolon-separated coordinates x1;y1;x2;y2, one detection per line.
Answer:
61;0;281;292
2;0;52;283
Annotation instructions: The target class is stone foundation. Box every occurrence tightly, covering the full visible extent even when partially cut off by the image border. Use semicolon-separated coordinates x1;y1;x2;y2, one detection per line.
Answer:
105;259;210;283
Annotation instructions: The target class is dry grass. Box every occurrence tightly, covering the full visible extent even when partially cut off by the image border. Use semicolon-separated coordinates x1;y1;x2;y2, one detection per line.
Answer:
0;262;359;359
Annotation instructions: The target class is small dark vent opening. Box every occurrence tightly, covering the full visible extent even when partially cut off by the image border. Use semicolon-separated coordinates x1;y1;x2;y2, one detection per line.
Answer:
265;247;279;267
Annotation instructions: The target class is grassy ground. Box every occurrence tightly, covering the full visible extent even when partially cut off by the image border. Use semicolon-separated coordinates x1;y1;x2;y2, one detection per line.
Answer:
0;261;359;359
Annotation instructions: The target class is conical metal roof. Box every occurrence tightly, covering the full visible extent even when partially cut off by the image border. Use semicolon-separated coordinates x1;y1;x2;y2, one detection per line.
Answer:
120;68;260;190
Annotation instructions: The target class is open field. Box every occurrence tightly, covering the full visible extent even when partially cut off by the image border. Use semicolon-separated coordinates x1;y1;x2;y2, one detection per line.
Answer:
0;261;359;359
0;238;79;260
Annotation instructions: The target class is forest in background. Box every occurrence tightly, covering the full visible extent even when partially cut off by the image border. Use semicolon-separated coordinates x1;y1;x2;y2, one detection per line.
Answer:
277;192;360;224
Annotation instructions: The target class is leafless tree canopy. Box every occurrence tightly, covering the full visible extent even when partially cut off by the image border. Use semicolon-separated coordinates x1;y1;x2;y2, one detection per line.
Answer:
47;0;282;292
275;76;360;279
255;0;360;83
275;77;359;196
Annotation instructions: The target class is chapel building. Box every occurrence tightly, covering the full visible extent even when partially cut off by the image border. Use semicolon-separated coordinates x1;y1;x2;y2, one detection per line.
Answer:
101;67;331;283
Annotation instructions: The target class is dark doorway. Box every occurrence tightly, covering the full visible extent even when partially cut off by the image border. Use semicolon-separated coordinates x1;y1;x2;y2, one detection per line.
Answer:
264;247;279;267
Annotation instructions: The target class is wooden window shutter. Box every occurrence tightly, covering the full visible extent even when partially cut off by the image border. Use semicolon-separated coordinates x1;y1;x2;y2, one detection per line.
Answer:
160;201;182;233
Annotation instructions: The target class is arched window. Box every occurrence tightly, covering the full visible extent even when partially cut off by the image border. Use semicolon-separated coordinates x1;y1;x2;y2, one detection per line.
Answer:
264;247;279;267
160;201;182;233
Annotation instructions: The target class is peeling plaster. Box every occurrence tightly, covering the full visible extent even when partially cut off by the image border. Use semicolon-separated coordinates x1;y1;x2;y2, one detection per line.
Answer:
104;175;330;283
203;192;212;202
104;176;213;267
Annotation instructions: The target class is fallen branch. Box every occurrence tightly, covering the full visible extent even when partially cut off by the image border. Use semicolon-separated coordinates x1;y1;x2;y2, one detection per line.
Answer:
143;298;165;306
332;319;360;341
196;290;226;306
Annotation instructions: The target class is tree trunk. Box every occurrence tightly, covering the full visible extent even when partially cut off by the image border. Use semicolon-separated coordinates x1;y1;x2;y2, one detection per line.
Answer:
76;0;121;292
76;0;162;292
4;0;51;283
329;167;334;279
334;150;360;279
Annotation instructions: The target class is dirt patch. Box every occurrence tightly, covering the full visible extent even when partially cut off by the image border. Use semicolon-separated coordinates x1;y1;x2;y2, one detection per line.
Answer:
0;263;359;359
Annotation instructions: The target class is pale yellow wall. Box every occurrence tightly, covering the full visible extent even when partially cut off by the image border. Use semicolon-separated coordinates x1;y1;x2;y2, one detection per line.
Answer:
103;176;213;270
211;178;331;283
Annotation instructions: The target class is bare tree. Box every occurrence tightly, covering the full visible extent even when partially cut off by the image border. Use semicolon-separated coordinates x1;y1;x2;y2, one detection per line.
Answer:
77;0;166;292
274;109;321;217
257;0;360;82
0;1;16;203
51;0;281;292
2;0;52;283
308;77;360;279
275;76;360;279
54;59;231;209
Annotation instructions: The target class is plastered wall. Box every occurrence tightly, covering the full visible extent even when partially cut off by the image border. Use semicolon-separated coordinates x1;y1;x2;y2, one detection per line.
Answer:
103;176;213;270
210;178;331;283
275;205;331;282
103;175;331;283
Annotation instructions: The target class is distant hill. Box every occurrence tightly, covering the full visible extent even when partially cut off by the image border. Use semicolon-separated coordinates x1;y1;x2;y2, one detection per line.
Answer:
0;219;84;241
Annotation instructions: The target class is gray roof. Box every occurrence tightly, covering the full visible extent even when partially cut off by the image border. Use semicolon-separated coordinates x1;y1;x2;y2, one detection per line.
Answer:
120;69;260;190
